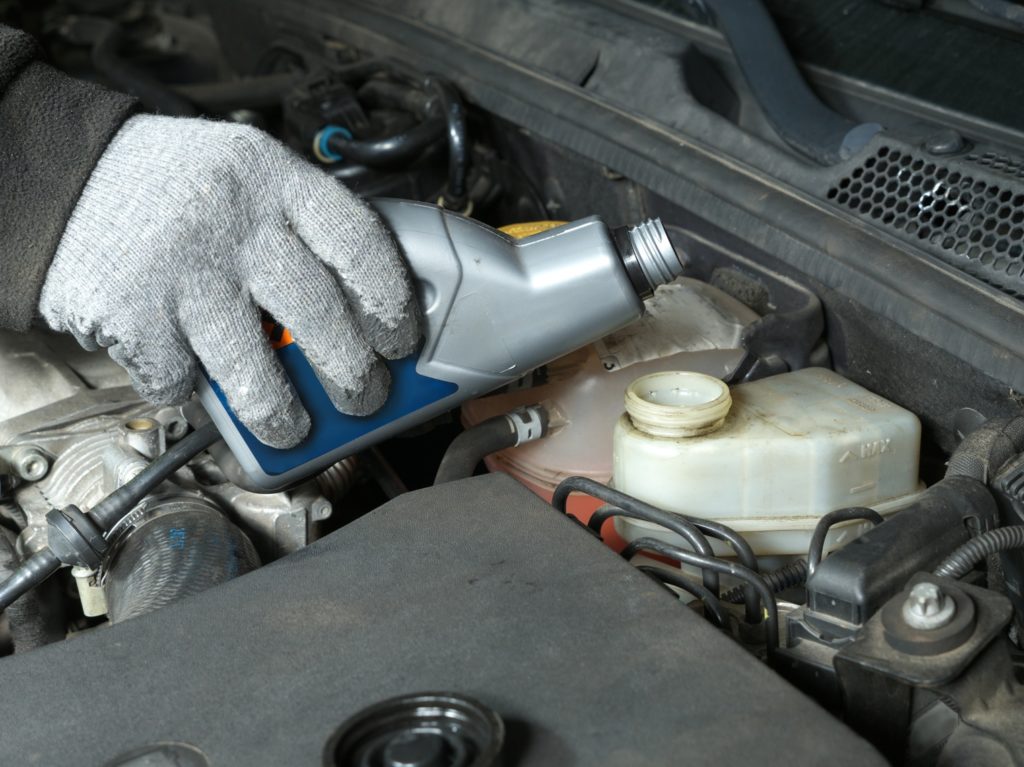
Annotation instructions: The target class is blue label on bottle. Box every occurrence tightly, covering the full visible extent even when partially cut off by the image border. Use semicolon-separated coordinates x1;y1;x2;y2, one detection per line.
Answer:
208;336;459;477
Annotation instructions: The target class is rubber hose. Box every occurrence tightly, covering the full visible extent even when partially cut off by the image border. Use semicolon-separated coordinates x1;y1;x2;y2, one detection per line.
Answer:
704;0;879;164
426;77;469;205
357;80;433;116
434;416;518;485
104;499;260;623
945;415;1024;482
0;550;61;613
0;530;64;653
968;0;1024;27
934;526;1024;579
91;23;198;117
325;118;446;168
173;73;298;112
723;558;808;604
89;424;220;530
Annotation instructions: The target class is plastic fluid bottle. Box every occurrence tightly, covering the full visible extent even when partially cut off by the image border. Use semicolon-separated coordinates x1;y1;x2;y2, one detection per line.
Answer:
611;368;922;557
198;200;684;491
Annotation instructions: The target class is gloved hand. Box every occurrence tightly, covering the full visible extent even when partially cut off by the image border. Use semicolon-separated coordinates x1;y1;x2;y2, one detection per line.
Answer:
39;114;420;449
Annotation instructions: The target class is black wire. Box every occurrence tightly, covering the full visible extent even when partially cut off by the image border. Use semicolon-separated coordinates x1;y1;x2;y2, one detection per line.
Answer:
627;537;778;654
90;424;221;530
0;550;61;613
806;507;885;577
637;565;730;627
552;476;720;596
722;558;808;604
934;525;1024;579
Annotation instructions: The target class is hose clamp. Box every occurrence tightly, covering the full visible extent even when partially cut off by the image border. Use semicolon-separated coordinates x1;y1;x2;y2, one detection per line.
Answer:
506;405;549;447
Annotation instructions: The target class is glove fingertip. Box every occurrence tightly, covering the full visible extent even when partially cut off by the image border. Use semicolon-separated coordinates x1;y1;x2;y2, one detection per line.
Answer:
354;296;423;361
322;356;392;417
241;395;312;450
378;318;421;361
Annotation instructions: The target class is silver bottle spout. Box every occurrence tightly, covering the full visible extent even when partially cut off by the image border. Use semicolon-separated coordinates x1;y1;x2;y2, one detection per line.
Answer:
614;218;684;298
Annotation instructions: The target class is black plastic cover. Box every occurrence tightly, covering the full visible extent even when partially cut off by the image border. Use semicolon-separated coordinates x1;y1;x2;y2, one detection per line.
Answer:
806;476;996;624
0;475;884;765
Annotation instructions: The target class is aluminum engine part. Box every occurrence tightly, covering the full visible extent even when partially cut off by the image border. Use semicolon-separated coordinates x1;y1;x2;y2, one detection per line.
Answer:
0;330;340;572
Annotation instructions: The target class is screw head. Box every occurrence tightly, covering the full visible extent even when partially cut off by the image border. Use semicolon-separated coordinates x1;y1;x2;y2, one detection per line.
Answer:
902;581;956;630
13;447;49;482
924;129;967;156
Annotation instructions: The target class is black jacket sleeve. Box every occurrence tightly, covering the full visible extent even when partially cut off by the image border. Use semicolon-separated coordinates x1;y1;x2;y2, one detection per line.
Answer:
0;25;137;330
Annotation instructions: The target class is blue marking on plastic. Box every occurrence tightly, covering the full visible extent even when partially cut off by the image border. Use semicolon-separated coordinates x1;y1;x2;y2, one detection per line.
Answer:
168;528;187;550
318;124;352;162
209;342;458;477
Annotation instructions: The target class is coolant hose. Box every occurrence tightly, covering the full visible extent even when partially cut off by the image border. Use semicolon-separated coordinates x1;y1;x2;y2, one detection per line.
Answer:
0;549;62;615
934;526;1024;579
434;406;549;485
173;73;299;113
0;424;220;612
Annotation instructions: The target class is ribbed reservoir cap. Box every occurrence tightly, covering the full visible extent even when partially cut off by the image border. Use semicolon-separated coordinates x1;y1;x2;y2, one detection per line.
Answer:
625;371;732;438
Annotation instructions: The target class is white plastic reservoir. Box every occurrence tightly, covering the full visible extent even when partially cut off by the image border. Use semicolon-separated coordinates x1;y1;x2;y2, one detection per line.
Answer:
612;367;922;556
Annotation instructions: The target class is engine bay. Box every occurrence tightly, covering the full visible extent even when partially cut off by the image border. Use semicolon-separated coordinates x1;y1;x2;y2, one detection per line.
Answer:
2;1;1024;764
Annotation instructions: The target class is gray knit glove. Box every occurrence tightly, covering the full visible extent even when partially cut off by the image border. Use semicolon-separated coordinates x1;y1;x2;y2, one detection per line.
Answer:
39;114;420;448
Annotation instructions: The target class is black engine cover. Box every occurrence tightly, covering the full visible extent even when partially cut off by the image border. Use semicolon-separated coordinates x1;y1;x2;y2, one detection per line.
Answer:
0;474;884;765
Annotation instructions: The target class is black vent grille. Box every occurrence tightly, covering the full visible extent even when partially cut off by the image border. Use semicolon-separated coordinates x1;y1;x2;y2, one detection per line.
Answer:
967;150;1024;181
828;146;1024;297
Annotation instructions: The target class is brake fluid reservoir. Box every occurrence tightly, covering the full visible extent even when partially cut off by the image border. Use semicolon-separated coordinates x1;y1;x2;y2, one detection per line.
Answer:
612;368;922;556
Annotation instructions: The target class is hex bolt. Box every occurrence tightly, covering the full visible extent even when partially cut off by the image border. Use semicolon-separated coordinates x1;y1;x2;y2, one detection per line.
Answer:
902;581;956;630
311;497;333;522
